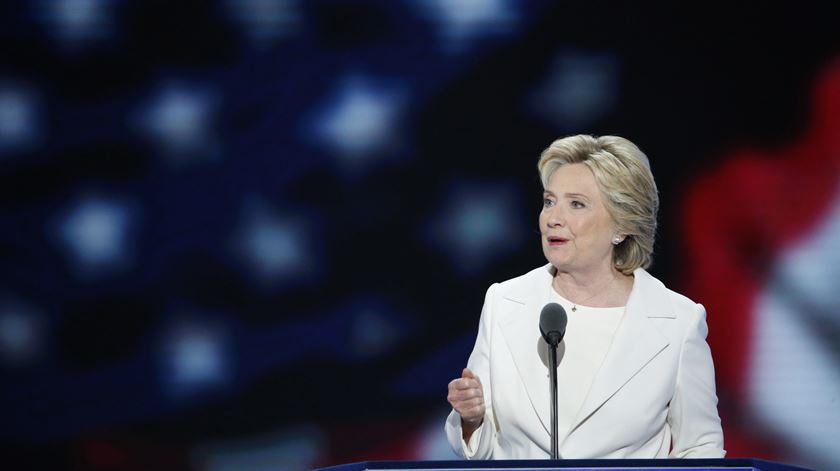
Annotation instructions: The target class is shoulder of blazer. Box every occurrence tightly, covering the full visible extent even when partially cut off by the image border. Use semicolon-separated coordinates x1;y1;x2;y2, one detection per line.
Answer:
494;263;555;305
630;268;704;335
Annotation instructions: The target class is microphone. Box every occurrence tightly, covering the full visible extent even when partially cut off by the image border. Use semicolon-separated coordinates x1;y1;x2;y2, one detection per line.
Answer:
539;302;567;460
540;302;568;347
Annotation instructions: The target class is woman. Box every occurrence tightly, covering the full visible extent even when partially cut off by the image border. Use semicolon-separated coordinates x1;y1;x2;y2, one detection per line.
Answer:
445;135;724;459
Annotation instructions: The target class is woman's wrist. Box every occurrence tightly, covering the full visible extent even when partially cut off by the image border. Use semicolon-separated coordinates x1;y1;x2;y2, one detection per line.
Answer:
461;416;483;441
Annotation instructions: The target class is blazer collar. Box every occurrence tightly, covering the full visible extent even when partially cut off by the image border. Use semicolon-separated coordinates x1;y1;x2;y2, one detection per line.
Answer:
497;264;673;441
501;264;675;317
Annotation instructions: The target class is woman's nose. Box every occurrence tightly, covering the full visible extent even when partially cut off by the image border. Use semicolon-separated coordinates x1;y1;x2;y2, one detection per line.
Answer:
546;208;565;227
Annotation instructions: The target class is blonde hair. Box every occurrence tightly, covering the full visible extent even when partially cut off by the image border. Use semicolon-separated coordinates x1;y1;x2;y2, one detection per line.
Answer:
537;134;659;274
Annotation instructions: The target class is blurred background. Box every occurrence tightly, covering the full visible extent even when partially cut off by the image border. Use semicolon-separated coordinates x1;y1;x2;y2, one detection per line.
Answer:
1;1;839;470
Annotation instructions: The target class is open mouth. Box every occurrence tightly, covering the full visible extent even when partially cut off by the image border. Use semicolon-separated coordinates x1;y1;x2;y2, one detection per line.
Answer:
547;236;568;246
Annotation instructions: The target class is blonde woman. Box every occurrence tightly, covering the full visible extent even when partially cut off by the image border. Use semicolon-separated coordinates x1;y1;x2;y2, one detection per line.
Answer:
445;135;724;459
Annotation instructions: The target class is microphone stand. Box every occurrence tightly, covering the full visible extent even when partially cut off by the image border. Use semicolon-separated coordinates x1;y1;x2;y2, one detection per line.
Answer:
539;302;566;460
548;339;559;459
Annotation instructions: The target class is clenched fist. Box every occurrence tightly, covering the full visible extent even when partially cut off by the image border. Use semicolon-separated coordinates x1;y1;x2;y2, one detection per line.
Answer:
447;368;485;439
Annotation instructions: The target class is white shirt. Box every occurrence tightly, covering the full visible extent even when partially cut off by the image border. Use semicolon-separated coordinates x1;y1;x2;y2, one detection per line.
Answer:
549;288;624;444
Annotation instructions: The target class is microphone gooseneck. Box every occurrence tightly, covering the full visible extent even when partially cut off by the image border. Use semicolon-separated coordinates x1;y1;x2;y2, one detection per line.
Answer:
539;302;567;460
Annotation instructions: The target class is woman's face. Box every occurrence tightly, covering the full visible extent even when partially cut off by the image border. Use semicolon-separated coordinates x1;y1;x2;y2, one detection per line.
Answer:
540;163;617;277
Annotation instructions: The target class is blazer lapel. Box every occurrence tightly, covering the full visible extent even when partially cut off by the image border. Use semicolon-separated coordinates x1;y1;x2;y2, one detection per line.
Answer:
567;268;673;434
497;264;555;436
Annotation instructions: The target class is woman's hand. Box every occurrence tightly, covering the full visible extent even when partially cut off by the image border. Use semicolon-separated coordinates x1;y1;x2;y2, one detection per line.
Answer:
447;368;485;439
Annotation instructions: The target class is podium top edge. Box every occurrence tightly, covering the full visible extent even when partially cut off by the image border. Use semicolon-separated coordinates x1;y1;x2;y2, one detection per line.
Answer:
313;458;814;471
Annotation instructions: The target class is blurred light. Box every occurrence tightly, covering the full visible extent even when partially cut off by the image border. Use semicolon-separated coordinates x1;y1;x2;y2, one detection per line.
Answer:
426;181;525;275
0;298;45;368
161;315;232;397
417;409;460;460
136;82;219;166
413;0;518;53
350;307;400;358
37;0;114;48
777;189;840;314
527;50;620;131
751;290;840;468
0;84;41;156
193;425;324;471
307;76;408;172
224;0;301;47
56;196;133;277
234;198;319;288
749;189;840;468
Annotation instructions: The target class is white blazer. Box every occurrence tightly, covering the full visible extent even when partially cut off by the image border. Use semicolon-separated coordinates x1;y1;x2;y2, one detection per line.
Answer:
445;264;725;459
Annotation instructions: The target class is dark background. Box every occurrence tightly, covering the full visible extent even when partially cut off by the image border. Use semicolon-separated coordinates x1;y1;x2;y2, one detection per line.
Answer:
1;1;839;470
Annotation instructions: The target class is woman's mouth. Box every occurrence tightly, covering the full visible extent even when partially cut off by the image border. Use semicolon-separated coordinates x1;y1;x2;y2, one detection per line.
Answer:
547;236;568;246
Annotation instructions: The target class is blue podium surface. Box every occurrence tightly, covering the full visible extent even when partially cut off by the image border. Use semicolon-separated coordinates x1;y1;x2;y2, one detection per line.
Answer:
314;459;814;471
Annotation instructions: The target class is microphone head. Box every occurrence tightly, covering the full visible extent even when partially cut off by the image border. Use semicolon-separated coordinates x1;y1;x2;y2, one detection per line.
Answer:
540;302;567;346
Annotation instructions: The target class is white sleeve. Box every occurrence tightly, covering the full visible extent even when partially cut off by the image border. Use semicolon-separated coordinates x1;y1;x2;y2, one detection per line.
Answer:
667;303;726;458
444;283;498;459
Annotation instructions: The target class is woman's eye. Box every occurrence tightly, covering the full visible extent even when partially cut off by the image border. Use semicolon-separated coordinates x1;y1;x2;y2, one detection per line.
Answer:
543;198;555;208
571;200;585;209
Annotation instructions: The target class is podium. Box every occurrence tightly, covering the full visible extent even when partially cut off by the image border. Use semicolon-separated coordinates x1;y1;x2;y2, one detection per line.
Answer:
315;459;814;471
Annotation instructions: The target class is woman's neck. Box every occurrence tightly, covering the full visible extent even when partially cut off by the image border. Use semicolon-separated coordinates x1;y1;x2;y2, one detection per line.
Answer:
552;267;634;308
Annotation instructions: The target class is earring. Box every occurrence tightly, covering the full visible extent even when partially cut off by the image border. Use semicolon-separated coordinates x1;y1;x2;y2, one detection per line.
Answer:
612;235;624;245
